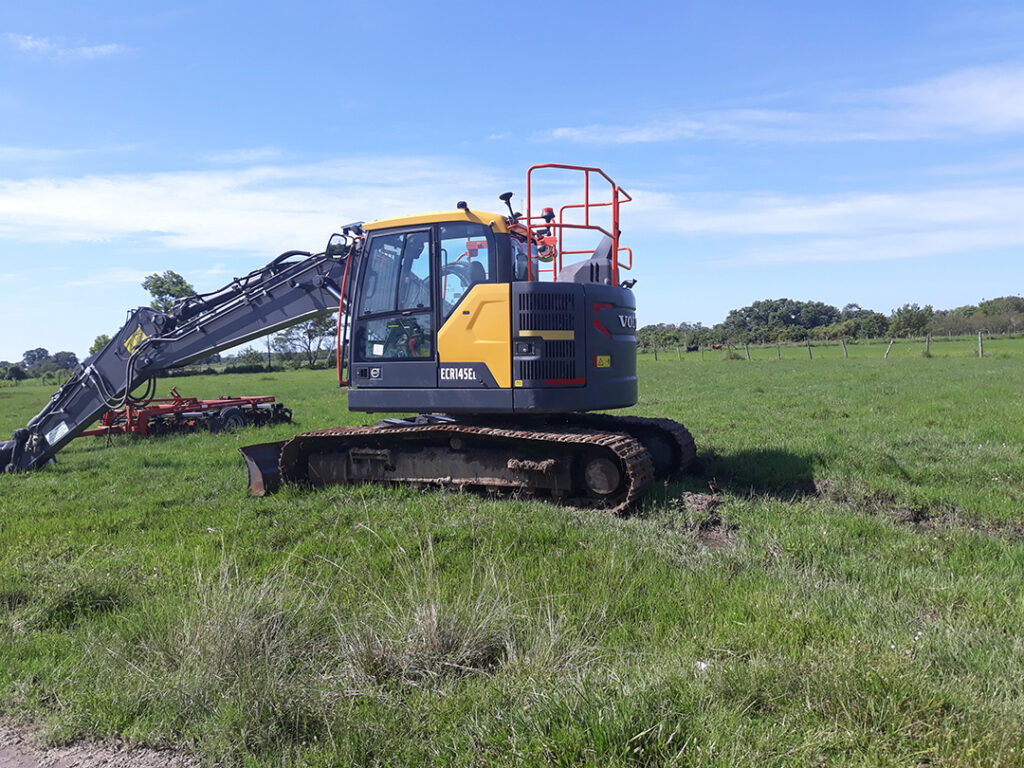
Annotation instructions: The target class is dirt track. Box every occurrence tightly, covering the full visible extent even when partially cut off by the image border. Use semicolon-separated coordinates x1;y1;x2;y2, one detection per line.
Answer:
0;720;199;768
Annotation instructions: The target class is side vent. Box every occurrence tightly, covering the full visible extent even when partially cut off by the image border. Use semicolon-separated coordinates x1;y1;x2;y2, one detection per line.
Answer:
514;289;582;385
518;292;575;331
514;340;576;383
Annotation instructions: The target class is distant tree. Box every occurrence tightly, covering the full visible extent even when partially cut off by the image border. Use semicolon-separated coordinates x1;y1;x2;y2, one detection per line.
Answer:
89;334;111;355
2;365;27;381
721;298;839;343
927;310;971;336
274;315;339;367
52;351;79;370
820;308;889;339
234;347;266;368
976;296;1024;316
142;270;196;312
637;322;682;351
271;331;301;364
21;348;50;370
855;311;890;338
889;304;934;337
840;303;862;320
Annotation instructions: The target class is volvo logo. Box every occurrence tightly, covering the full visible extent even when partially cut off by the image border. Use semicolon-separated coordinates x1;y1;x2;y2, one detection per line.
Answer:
617;314;636;329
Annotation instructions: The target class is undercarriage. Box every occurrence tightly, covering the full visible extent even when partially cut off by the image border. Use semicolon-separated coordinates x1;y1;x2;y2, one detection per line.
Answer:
240;414;695;515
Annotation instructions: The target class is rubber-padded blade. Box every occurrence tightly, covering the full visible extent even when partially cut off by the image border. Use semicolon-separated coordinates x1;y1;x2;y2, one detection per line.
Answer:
239;440;286;496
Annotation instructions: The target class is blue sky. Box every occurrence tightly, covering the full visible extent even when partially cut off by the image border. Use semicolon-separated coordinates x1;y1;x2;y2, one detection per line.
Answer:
1;1;1023;362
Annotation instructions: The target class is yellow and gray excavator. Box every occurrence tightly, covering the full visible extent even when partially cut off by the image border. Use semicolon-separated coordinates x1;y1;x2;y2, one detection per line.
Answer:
1;164;694;513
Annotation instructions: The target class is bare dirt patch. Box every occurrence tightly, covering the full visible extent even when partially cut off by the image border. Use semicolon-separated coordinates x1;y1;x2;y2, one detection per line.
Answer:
0;719;199;768
663;492;738;548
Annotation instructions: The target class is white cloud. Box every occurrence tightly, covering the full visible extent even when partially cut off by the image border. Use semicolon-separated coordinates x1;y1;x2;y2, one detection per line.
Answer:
0;157;508;255
883;65;1024;136
544;64;1024;144
3;154;1020;274
202;147;285;165
629;184;1024;265
633;186;1024;235
64;267;153;288
6;33;126;60
0;145;75;163
62;264;231;289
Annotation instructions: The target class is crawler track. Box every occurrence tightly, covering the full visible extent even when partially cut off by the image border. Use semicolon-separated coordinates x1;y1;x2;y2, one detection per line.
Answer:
560;414;697;478
240;415;694;515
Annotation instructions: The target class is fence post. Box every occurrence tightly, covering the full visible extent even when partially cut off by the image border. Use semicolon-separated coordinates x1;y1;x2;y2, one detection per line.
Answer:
978;332;984;358
745;343;750;361
701;346;705;361
925;334;931;356
841;338;848;359
806;339;812;360
776;340;781;360
676;346;681;361
654;345;658;361
884;339;895;359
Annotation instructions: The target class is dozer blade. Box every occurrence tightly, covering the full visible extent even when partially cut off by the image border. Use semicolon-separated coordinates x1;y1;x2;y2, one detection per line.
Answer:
239;440;286;496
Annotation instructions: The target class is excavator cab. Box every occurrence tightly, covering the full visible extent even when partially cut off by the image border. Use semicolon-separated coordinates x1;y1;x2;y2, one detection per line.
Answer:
341;163;640;415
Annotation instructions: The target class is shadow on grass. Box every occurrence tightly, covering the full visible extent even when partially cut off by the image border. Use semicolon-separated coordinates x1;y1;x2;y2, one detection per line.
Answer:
34;583;129;630
681;448;821;499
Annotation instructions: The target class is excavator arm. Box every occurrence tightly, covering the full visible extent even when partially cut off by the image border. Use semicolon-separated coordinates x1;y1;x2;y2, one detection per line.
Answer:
1;246;353;472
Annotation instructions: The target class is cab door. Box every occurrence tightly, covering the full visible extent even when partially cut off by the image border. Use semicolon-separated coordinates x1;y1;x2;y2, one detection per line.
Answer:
436;221;511;389
349;227;437;389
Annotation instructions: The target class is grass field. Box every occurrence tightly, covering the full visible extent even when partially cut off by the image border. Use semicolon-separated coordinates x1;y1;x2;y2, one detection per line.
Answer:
1;343;1023;767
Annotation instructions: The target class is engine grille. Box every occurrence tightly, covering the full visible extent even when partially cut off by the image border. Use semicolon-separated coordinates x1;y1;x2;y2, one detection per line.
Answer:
515;339;577;382
515;290;580;383
518;292;575;331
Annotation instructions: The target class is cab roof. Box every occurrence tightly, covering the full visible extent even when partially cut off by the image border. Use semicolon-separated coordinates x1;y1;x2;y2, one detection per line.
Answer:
362;209;509;233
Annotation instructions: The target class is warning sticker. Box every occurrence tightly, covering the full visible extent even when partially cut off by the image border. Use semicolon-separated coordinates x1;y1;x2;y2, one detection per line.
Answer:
46;420;70;447
124;326;148;354
595;355;611;368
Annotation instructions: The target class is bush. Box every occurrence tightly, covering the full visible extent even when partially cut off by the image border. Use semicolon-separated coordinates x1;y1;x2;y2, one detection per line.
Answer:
222;363;268;375
164;367;219;378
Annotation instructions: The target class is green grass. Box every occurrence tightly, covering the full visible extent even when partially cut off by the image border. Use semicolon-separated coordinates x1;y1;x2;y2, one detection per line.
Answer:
1;350;1023;767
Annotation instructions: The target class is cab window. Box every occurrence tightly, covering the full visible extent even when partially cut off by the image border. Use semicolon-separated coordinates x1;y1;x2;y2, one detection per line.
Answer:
359;231;431;315
356;230;434;360
439;222;494;317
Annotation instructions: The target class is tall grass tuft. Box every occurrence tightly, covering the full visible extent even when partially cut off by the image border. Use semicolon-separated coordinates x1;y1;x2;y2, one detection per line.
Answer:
49;539;604;764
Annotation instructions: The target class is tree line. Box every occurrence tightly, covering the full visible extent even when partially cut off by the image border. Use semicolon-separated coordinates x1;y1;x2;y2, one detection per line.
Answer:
637;296;1024;350
0;349;80;382
6;277;1021;381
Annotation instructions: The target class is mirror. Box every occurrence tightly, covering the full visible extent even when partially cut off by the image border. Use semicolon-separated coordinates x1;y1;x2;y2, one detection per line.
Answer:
325;233;348;259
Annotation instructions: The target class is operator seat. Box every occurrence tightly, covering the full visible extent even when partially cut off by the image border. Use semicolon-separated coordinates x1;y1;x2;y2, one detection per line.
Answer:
468;260;487;285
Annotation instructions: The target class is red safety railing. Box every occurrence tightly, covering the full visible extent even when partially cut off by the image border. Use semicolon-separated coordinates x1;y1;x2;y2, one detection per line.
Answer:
524;164;633;283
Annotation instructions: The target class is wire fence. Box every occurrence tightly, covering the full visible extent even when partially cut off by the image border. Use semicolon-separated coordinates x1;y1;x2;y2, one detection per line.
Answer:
644;331;1024;362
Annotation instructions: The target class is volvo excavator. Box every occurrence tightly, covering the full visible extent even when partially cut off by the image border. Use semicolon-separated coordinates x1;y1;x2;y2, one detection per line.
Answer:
1;164;695;514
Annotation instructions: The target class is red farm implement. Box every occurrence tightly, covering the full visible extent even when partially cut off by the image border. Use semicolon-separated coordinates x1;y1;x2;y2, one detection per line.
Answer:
78;387;292;438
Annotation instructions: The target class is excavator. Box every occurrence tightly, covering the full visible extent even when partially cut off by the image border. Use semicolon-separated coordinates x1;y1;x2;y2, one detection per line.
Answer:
1;164;694;514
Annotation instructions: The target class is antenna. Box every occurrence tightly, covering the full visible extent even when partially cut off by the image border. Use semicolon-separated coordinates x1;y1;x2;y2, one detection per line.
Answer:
499;192;516;221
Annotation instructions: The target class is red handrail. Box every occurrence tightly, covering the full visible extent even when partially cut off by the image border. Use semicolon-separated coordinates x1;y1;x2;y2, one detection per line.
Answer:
524;164;632;283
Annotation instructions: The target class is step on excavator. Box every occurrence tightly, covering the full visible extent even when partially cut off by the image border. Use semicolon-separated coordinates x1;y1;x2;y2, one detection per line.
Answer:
1;164;695;514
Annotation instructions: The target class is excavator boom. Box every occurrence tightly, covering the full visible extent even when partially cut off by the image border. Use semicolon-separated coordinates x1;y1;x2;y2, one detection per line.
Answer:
1;249;348;472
